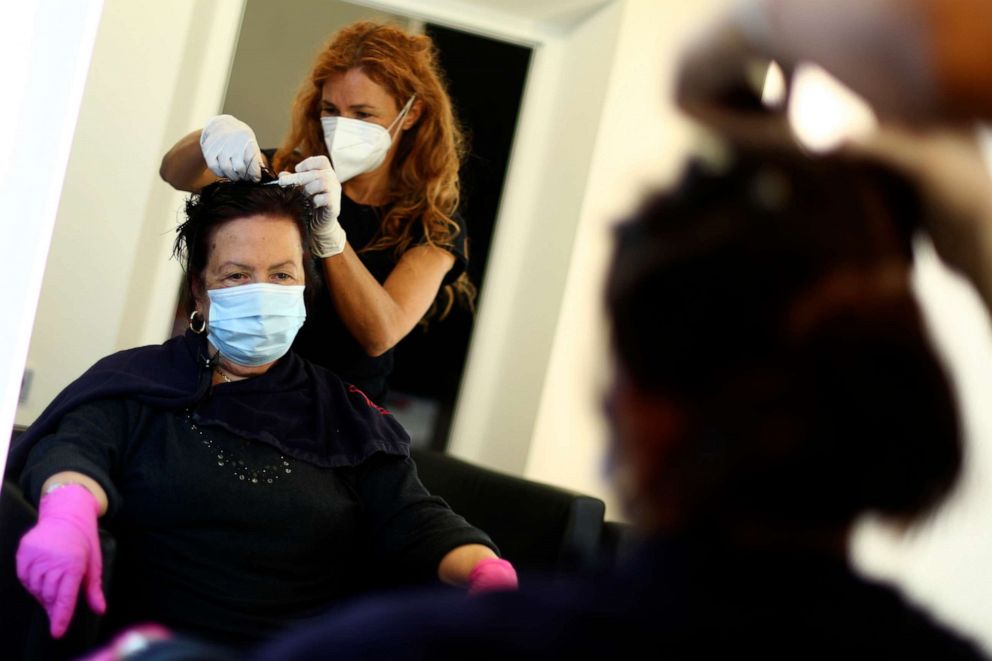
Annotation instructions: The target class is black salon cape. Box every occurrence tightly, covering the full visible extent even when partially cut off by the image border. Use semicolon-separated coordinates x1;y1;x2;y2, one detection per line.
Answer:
7;330;410;480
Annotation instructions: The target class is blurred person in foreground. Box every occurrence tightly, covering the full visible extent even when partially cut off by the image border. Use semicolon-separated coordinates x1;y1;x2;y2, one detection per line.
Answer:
95;143;988;659
678;0;992;319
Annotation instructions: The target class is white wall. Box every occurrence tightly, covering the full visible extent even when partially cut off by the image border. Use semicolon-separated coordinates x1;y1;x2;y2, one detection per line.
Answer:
522;0;729;518
853;240;992;649
14;0;245;426
0;0;103;472
448;2;627;474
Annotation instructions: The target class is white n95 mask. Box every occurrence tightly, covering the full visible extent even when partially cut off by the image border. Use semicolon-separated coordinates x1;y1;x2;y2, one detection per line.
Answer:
320;95;416;182
206;283;307;367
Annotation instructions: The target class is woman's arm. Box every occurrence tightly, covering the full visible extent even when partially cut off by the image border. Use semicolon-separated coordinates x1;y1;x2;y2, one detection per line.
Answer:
851;125;992;316
322;243;456;357
288;156;459;357
20;398;129;516
355;454;500;587
16;399;127;637
159;129;219;193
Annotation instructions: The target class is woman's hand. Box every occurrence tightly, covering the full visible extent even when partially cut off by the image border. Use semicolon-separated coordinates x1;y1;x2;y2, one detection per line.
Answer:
674;14;797;150
280;155;346;258
200;114;263;182
465;558;519;596
16;484;106;638
438;544;518;595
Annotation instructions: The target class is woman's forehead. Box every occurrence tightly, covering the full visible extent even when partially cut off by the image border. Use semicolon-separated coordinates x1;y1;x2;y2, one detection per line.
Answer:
322;69;396;108
208;214;303;260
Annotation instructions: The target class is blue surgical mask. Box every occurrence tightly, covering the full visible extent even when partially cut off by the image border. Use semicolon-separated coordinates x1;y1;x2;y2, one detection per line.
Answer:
206;283;307;367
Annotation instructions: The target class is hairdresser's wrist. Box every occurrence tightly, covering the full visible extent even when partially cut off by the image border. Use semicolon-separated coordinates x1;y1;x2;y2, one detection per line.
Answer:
312;222;346;258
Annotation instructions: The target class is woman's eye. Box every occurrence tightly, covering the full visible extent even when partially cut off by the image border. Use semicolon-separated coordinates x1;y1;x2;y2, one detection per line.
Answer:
322;106;339;116
356;111;372;119
225;273;247;281
274;273;291;281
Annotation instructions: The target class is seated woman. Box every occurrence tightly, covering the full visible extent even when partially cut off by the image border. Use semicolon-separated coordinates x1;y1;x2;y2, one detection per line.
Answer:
7;180;516;650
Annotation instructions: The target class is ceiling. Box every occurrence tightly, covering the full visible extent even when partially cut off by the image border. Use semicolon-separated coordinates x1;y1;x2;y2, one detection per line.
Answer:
352;0;616;40
458;0;613;26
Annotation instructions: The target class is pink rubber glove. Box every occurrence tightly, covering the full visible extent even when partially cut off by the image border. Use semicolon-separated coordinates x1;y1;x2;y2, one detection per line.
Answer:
16;484;106;638
466;558;519;596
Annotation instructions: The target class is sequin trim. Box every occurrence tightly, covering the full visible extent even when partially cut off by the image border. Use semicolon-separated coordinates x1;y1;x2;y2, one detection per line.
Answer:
183;409;293;485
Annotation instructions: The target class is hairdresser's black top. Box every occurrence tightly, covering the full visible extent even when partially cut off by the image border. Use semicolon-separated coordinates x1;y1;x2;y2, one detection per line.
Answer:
292;193;467;403
11;332;494;647
251;534;988;660
261;149;468;403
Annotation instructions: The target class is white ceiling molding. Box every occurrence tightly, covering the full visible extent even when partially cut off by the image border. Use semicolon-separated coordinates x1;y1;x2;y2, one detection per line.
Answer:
345;0;614;44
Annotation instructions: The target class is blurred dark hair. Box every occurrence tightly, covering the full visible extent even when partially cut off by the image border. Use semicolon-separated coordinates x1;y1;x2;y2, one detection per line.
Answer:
173;180;320;306
606;146;961;530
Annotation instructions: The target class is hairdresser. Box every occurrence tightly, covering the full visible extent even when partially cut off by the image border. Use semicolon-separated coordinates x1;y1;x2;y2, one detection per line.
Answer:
161;22;472;402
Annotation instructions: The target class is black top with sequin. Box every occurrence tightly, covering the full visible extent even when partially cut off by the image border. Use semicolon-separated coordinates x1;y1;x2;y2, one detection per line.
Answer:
20;396;494;648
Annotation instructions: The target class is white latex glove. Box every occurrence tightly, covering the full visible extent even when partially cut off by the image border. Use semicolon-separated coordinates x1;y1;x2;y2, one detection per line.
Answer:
200;114;263;181
279;155;346;258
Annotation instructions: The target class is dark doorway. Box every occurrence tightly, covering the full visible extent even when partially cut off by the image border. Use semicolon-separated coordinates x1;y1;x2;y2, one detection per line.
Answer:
386;26;531;450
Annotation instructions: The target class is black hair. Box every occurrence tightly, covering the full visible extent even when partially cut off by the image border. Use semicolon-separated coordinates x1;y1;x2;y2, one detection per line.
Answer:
606;146;961;530
173;180;320;307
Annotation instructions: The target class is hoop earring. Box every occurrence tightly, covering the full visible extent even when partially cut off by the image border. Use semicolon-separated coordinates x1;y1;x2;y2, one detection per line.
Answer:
188;310;206;335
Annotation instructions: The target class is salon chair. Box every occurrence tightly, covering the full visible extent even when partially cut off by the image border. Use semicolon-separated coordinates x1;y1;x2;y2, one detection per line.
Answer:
410;447;609;574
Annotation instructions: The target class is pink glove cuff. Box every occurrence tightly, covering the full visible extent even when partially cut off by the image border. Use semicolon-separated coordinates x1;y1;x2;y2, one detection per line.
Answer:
38;483;100;519
466;558;519;596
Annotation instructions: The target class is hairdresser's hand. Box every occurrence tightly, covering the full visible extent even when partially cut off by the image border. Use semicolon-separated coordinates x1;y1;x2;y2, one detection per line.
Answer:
280;155;346;258
466;558;518;596
200;114;263;182
675;15;794;148
677;19;764;115
16;484;106;638
851;125;992;312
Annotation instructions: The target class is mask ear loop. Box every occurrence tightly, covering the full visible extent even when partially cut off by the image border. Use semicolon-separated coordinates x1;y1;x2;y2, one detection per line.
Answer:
190;309;222;368
387;95;417;136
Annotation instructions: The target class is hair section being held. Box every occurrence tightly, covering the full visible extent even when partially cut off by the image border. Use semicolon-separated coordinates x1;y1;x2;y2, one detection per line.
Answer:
173;180;320;309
